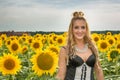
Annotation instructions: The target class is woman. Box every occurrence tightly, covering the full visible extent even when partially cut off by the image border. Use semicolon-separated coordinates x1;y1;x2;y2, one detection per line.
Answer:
56;11;104;80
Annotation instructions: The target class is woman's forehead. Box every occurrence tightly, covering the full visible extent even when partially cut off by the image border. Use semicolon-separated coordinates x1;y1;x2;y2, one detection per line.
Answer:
73;20;86;25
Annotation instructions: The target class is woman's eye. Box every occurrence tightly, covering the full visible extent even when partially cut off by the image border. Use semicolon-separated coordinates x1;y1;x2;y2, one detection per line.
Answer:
74;26;79;29
81;26;85;29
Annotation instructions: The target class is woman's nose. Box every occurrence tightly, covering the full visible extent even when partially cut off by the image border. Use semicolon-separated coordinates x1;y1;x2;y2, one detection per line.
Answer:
78;28;82;32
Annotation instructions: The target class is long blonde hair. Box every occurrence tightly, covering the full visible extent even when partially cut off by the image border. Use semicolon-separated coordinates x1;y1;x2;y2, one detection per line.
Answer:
66;11;99;66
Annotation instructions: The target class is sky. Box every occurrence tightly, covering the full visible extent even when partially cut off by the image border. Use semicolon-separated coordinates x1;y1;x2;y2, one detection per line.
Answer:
0;0;120;32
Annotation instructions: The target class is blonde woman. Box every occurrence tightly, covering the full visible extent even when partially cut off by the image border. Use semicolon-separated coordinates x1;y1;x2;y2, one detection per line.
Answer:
56;11;104;80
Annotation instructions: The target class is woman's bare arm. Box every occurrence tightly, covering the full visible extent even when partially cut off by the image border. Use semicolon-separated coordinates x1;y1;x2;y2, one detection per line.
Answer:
94;61;104;80
56;47;67;80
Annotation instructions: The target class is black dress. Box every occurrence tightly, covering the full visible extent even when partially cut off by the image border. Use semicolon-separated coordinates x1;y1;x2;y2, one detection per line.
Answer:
64;54;96;80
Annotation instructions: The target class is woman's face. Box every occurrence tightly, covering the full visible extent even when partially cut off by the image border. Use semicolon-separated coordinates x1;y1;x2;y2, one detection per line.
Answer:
72;19;87;40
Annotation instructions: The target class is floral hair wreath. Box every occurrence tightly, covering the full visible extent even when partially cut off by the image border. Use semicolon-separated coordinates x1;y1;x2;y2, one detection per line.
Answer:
73;11;84;17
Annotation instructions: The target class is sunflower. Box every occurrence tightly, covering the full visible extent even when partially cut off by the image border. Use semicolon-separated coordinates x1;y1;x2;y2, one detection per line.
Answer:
0;34;7;42
42;34;48;39
21;45;28;54
30;39;43;52
33;34;42;41
56;35;66;46
98;40;110;53
47;37;54;45
47;45;60;54
18;36;28;44
63;32;68;37
116;41;120;52
5;39;11;48
30;50;58;76
8;40;21;54
0;53;21;75
107;36;116;46
27;36;34;45
91;33;100;43
22;33;29;37
51;34;58;43
107;49;120;61
0;39;2;47
48;33;55;38
41;36;47;45
9;36;18;41
34;33;42;38
106;32;112;36
113;34;119;41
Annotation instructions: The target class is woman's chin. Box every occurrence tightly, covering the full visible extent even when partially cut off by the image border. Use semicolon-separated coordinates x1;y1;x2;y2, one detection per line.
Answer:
76;37;84;40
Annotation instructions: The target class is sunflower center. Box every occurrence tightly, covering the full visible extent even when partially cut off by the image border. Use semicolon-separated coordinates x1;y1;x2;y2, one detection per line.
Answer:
117;44;120;49
12;43;18;51
114;37;117;40
22;47;27;52
4;59;15;70
42;39;46;44
50;40;53;44
36;35;39;37
51;48;58;54
101;42;107;49
107;32;111;35
11;38;14;40
37;53;53;70
2;37;5;40
53;36;57;41
33;42;40;49
94;37;99;42
109;40;113;45
7;41;11;45
29;39;32;43
58;39;62;43
23;48;27;51
22;38;26;41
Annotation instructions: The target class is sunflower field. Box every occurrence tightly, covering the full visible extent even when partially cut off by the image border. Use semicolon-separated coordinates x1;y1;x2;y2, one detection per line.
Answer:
0;31;120;80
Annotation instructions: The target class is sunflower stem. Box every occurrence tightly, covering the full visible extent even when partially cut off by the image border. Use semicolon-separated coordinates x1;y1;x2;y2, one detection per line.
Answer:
115;58;119;75
12;75;15;80
9;75;15;80
26;48;33;79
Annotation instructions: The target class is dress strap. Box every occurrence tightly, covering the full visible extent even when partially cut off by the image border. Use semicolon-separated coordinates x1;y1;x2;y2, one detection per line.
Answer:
62;46;66;49
61;46;69;65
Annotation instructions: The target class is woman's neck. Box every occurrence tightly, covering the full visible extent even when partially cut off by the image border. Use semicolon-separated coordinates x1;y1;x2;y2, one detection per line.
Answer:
75;39;85;48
